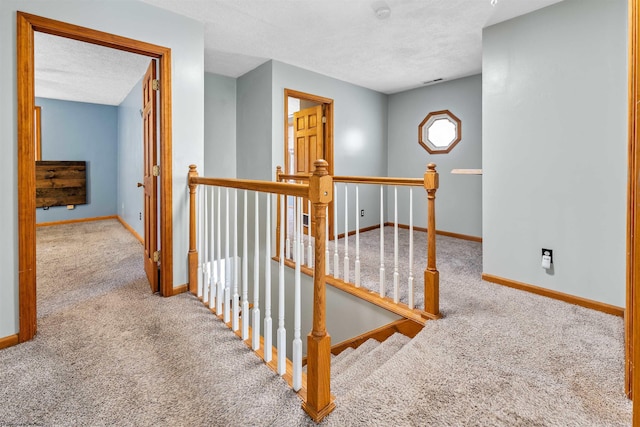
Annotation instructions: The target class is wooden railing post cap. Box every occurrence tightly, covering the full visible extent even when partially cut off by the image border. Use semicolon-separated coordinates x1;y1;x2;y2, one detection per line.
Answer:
188;165;198;187
313;159;329;176
310;160;332;204
424;163;439;191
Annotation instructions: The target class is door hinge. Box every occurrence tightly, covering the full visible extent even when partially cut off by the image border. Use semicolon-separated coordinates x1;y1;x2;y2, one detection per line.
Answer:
153;251;160;263
152;79;160;91
153;165;160;177
322;116;327;124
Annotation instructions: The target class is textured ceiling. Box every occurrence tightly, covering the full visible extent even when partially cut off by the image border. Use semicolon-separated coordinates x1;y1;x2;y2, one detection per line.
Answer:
142;0;564;94
35;32;151;106
35;0;564;105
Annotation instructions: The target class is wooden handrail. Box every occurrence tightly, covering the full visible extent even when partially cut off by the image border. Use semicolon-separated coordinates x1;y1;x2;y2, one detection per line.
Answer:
333;176;423;186
191;176;308;198
279;172;423;187
278;172;310;182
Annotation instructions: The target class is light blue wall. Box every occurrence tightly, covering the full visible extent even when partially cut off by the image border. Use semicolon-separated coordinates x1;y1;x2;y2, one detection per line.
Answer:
271;60;388;177
271;60;388;232
0;0;203;338
204;72;236;177
387;75;482;237
117;77;144;237
35;98;118;223
236;61;273;180
483;0;627;306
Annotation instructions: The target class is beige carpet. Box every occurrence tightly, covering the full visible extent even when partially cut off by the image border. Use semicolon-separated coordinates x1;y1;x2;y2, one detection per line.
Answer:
0;219;632;426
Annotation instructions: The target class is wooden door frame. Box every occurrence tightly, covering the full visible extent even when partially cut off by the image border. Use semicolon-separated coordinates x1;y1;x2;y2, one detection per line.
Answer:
284;88;334;238
631;0;639;404
17;11;174;343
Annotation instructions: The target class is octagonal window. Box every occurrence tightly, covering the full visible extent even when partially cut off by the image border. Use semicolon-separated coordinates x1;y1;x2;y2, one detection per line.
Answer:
418;110;462;154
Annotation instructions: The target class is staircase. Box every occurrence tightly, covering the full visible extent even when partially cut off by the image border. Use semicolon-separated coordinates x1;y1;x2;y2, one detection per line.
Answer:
330;333;411;397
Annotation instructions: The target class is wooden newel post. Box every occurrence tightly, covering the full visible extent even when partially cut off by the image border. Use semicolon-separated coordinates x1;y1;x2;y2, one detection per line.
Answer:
423;163;441;318
303;159;336;422
188;164;199;295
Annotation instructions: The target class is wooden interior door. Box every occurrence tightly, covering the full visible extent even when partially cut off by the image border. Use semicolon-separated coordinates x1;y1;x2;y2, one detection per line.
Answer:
142;60;158;292
294;104;324;229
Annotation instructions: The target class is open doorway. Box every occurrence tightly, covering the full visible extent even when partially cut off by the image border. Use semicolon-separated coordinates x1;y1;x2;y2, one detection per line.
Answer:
283;89;334;240
17;12;174;343
34;31;158;292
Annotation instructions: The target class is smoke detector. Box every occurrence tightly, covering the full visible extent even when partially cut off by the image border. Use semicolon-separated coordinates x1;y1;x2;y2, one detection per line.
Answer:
372;1;391;19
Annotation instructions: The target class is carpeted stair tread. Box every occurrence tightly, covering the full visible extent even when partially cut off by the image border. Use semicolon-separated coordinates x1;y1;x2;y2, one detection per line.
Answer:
330;338;380;377
331;346;353;363
332;333;410;395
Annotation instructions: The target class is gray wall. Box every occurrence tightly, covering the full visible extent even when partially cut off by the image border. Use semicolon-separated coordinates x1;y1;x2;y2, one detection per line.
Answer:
35;97;118;223
237;62;273;180
204;72;237;178
0;0;203;338
482;0;628;306
270;262;400;358
271;60;388;233
271;60;388;177
117;77;144;237
387;75;482;237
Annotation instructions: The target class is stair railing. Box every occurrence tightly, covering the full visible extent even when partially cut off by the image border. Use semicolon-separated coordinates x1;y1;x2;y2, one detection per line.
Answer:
188;160;335;422
276;163;440;321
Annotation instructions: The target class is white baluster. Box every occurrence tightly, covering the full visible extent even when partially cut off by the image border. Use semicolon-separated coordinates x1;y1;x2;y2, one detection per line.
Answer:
233;189;240;331
264;194;272;362
252;192;261;351
293;197;302;391
277;194;287;375
216;187;223;314
408;187;414;310
379;185;385;297
333;183;339;277
355;184;361;287
242;190;249;341
292;197;298;263
209;187;216;308
325;205;330;275
307;200;313;267
224;188;230;323
202;187;209;304
299;197;304;266
393;186;399;304
285;197;291;260
197;187;204;299
344;183;350;283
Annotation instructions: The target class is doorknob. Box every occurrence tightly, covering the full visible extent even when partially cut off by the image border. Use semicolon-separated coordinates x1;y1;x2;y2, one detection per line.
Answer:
137;182;144;188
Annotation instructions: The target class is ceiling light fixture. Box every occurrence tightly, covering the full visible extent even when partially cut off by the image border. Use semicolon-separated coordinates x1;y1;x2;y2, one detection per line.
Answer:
490;0;498;6
372;1;391;19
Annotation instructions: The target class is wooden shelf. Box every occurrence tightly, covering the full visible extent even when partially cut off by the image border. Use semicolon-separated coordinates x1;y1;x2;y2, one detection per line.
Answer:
451;168;482;175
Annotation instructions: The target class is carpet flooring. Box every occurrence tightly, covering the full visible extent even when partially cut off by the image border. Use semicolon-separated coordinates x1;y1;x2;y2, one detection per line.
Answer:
0;219;632;426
